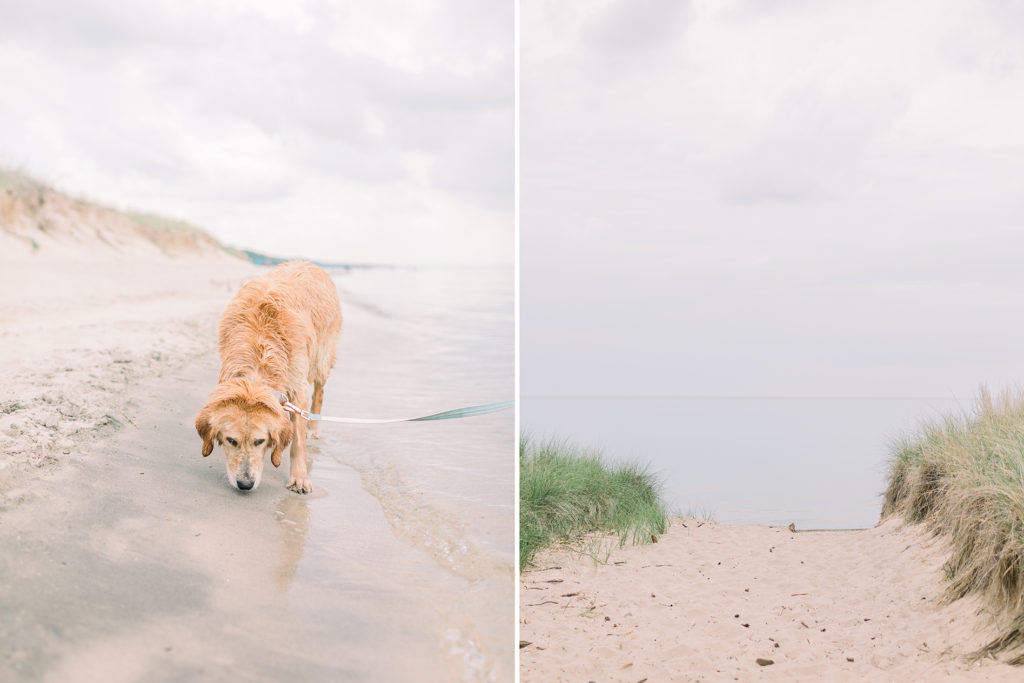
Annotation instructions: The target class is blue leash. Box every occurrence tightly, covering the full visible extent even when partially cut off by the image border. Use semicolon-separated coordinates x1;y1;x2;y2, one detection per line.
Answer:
282;399;513;424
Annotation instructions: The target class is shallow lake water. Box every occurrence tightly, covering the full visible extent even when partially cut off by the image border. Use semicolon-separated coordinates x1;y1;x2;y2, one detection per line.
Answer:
311;265;515;677
522;394;971;529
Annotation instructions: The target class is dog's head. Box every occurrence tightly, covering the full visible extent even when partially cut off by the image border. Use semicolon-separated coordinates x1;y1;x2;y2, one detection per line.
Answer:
195;378;293;491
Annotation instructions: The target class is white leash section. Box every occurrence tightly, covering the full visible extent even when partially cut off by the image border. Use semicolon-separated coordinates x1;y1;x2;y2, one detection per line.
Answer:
281;399;513;424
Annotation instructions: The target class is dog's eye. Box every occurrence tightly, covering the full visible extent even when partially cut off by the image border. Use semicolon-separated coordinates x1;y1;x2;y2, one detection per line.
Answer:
253;439;265;446
226;437;238;447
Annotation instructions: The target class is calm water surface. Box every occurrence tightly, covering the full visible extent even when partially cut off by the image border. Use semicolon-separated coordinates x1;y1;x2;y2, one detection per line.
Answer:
523;395;970;529
286;266;514;680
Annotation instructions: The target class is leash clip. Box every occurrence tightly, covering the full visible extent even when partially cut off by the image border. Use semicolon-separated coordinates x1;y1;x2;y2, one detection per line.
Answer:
281;400;311;421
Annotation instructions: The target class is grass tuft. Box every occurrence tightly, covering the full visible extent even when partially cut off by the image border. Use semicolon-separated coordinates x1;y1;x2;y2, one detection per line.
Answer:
882;386;1024;662
519;434;668;570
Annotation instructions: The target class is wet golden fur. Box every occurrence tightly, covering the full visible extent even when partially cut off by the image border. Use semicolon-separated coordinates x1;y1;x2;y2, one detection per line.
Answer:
195;261;342;493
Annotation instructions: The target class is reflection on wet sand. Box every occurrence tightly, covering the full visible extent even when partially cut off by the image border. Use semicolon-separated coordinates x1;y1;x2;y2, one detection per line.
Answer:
257;268;513;678
274;489;312;590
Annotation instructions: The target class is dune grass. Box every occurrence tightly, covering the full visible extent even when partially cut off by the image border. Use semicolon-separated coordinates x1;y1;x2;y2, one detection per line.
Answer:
519;435;668;570
125;210;204;234
882;387;1024;663
0;169;41;190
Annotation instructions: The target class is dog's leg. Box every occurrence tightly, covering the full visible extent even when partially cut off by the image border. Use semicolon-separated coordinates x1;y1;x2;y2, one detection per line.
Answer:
309;380;325;440
286;395;313;493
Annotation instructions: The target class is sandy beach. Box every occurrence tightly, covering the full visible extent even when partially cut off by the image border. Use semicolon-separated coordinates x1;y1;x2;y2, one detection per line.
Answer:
0;182;514;681
0;255;514;681
520;518;1024;681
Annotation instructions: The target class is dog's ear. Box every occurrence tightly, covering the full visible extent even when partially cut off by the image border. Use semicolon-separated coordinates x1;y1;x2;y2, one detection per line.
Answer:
195;408;216;457
269;414;294;468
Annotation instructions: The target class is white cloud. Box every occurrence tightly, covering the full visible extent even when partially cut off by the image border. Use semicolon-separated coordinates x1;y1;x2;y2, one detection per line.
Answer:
581;0;693;53
0;0;512;265
522;0;1024;396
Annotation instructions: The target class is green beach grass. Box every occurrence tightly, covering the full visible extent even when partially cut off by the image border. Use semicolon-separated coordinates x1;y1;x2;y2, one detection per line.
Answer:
519;435;668;570
882;387;1024;663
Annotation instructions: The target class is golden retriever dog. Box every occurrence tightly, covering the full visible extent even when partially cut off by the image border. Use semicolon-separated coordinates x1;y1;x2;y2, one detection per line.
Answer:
195;261;342;493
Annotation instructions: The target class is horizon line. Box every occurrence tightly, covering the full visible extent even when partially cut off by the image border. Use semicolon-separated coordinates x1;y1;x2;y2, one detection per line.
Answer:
522;393;968;401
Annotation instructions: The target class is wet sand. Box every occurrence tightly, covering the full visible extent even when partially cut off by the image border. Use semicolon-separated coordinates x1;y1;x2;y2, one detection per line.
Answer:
520;519;1023;681
0;258;512;681
1;371;447;681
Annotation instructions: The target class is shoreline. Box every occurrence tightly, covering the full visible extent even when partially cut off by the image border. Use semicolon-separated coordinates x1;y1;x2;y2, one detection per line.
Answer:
0;256;513;681
520;517;1023;681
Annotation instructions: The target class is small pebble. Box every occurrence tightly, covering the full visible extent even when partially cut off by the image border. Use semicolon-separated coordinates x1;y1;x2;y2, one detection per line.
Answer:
756;658;774;666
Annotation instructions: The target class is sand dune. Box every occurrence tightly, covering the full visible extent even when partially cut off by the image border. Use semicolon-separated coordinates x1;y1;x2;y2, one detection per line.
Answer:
520;518;1022;681
0;170;233;261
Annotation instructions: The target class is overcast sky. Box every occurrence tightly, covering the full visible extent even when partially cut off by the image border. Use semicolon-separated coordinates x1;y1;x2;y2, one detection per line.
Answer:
522;0;1024;398
0;0;512;265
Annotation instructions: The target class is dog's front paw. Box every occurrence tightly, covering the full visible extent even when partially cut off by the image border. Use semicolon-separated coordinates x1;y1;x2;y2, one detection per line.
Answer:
286;475;312;494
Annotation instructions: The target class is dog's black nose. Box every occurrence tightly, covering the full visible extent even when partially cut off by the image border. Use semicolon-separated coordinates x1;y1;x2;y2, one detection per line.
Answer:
236;478;255;491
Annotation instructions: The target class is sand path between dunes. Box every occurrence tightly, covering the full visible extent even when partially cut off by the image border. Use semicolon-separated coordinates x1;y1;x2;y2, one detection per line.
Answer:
520;518;1023;681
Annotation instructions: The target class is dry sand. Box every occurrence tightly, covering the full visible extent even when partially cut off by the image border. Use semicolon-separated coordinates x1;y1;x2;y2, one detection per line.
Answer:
520;518;1024;681
0;255;253;505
